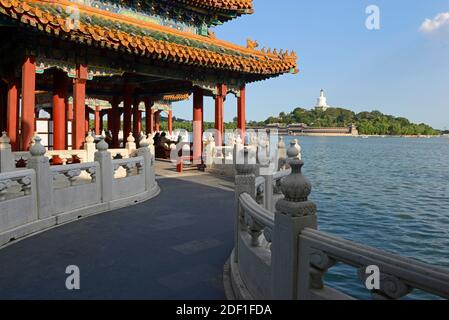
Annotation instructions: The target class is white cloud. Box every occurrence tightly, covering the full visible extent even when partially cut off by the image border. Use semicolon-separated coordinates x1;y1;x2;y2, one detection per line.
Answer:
420;12;449;33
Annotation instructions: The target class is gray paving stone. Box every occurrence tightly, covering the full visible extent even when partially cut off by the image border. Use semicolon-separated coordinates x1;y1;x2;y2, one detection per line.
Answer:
171;239;224;255
0;173;234;300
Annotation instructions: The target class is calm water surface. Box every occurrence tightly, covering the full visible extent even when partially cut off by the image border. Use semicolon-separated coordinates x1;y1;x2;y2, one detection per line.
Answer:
283;136;449;299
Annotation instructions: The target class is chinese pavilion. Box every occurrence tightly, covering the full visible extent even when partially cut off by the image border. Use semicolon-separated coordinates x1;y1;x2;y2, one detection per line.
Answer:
0;0;297;162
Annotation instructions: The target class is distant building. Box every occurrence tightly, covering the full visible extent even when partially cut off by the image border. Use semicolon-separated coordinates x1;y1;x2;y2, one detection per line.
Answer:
315;89;330;111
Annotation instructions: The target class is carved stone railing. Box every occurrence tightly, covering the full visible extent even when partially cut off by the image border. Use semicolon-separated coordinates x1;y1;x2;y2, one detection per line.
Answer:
0;169;34;202
0;169;37;234
255;168;292;208
50;162;101;216
112;157;144;179
0;135;159;248
226;140;449;301
51;162;97;188
298;228;449;300
13;150;87;168
3;133;149;171
239;193;274;248
204;134;287;177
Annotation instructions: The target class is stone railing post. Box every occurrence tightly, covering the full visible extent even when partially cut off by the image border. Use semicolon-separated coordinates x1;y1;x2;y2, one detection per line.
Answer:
257;136;275;211
27;136;53;219
0;132;14;173
136;138;155;191
285;139;301;169
126;133;136;154
94;137;112;203
146;133;155;156
271;145;317;300
234;149;257;263
84;132;96;162
235;135;243;148
294;139;302;160
204;136;215;166
277;137;287;170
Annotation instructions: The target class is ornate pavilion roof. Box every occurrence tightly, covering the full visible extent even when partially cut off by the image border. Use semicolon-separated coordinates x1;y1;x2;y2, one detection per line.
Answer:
0;0;298;81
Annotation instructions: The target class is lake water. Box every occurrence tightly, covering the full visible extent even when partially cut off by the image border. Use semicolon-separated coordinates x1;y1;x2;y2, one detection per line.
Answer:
283;136;449;299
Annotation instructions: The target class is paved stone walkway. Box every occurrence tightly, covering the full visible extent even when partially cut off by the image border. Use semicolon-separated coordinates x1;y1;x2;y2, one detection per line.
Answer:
0;164;235;299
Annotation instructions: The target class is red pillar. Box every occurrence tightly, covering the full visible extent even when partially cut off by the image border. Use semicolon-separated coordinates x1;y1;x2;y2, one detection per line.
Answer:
100;110;105;133
94;106;101;135
85;109;90;133
237;84;246;138
53;70;68;150
145;99;154;134
6;78;20;151
67;102;74;121
123;85;133;137
73;64;87;149
137;111;142;134
0;82;5;133
193;88;204;164
155;111;160;132
168;110;173;135
21;55;36;150
111;97;120;147
214;84;226;147
133;99;141;139
107;108;113;132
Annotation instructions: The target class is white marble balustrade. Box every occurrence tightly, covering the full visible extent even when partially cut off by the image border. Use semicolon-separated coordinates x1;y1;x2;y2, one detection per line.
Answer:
0;133;159;247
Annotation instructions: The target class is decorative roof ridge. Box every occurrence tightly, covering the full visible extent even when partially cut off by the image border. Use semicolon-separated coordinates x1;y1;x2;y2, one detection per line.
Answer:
162;93;191;101
171;0;254;13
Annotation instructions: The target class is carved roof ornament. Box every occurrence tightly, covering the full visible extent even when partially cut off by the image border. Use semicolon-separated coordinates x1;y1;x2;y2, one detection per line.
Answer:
207;30;217;39
246;38;259;50
175;0;254;11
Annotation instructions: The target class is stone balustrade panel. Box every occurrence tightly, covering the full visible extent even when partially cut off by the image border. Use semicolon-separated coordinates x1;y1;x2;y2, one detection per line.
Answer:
111;156;146;200
0;170;38;233
51;162;101;215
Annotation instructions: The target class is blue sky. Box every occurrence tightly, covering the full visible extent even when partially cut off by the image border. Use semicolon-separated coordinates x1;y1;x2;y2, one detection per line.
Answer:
173;0;449;130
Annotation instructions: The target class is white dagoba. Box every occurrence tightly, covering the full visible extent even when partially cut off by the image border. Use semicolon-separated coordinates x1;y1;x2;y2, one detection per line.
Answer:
315;89;329;111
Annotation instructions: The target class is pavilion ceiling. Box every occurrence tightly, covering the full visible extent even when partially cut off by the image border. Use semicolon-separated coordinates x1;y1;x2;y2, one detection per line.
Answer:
0;0;298;84
35;70;193;102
